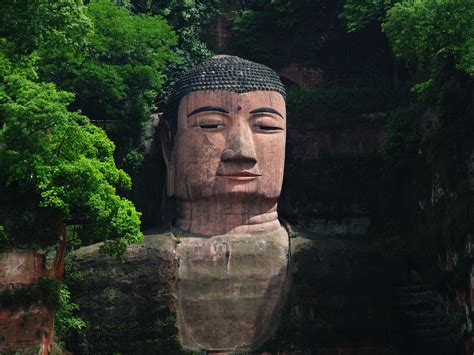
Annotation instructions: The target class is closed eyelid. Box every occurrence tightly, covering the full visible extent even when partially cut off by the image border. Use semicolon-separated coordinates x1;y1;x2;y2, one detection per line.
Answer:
188;106;229;117
249;107;284;119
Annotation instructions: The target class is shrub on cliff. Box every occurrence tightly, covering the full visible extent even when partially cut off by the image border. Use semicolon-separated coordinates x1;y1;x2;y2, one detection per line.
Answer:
0;55;142;258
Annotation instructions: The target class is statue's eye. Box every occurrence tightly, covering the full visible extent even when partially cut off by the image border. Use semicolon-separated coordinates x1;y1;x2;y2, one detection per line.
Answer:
190;115;226;129
196;124;225;129
253;125;283;131
251;116;284;132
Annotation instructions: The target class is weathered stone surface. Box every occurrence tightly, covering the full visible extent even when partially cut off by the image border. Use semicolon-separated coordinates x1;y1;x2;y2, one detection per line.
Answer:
0;304;53;354
0;243;66;292
176;227;290;351
279;113;386;236
259;230;401;353
0;237;66;354
67;228;410;353
67;230;183;354
278;63;324;88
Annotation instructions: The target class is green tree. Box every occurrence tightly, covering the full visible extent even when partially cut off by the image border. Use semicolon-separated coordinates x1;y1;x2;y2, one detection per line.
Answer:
382;0;474;96
340;0;397;32
231;0;344;68
341;0;474;96
127;0;224;86
1;0;178;174
0;55;142;257
341;0;474;257
0;0;91;69
62;0;177;170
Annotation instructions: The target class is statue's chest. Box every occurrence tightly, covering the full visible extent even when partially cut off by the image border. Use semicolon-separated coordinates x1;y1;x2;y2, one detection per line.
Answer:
175;231;290;351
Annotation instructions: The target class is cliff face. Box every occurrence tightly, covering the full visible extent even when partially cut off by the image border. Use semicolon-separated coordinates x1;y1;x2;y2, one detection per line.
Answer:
0;237;66;354
281;111;386;236
67;228;404;354
66;231;180;354
67;227;472;354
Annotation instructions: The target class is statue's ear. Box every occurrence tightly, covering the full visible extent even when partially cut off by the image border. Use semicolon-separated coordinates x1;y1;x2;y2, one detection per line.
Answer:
160;119;176;197
160;119;173;167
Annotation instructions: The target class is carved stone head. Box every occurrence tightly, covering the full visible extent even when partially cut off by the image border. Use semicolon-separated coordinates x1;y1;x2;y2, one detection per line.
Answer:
162;55;287;235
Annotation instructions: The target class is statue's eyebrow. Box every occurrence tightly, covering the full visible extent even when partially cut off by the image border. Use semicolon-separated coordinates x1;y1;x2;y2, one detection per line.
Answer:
188;106;229;117
249;107;284;118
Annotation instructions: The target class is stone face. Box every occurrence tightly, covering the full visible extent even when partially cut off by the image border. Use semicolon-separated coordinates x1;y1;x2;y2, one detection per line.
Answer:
166;89;287;237
176;227;290;350
159;57;292;350
161;56;288;237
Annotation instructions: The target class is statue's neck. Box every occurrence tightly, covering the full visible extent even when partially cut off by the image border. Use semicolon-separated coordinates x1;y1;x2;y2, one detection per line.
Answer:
176;199;281;236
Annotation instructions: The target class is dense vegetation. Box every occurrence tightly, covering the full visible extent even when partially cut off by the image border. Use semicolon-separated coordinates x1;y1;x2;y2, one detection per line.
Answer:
343;0;473;260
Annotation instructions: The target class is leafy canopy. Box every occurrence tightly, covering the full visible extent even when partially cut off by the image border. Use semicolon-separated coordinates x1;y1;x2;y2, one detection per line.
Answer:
231;0;343;67
0;0;146;257
341;0;474;95
340;0;397;32
127;0;223;84
61;0;177;168
382;0;474;94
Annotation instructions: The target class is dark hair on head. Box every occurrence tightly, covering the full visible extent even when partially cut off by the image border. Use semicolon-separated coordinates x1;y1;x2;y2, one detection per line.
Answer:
163;55;286;134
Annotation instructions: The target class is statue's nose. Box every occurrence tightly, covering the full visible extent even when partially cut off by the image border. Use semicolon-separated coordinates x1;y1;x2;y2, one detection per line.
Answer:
221;126;257;163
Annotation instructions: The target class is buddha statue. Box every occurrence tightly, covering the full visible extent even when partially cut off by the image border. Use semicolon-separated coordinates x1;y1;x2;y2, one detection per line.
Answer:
161;55;291;351
67;56;403;354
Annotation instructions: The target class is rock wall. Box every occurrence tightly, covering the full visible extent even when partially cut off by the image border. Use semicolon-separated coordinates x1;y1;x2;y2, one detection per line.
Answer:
0;234;66;354
0;304;54;355
67;229;407;354
66;231;181;354
281;113;386;235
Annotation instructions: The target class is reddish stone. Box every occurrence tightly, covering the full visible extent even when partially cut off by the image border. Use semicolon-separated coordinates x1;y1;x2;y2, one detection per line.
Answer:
0;241;65;292
0;228;66;353
0;304;53;354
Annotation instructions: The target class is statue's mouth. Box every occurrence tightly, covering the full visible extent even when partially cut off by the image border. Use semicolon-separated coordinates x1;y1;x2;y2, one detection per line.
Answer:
217;171;261;181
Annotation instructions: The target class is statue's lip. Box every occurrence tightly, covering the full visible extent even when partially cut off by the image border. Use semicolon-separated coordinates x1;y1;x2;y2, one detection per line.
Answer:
217;171;261;179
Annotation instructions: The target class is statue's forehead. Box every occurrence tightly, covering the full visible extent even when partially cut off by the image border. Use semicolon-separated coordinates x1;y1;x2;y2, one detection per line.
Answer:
178;90;286;111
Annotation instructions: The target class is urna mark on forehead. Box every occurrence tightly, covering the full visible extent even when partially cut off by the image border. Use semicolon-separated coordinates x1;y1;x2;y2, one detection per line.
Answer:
166;55;286;131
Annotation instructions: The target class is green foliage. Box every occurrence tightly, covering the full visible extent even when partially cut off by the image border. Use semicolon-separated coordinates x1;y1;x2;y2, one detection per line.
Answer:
0;277;85;345
232;0;343;67
0;277;61;310
340;0;397;32
287;86;396;122
128;0;224;87
55;282;86;342
382;0;474;96
383;107;421;168
341;0;474;97
0;57;142;256
65;0;177;161
1;0;178;170
0;225;9;251
0;0;92;72
289;231;300;239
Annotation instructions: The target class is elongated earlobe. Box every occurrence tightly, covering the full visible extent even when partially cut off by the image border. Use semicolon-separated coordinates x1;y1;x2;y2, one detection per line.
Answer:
160;120;175;196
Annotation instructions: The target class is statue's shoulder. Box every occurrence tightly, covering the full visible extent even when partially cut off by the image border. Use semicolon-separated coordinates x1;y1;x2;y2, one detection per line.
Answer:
70;228;176;260
67;228;180;353
141;227;176;253
69;228;177;275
